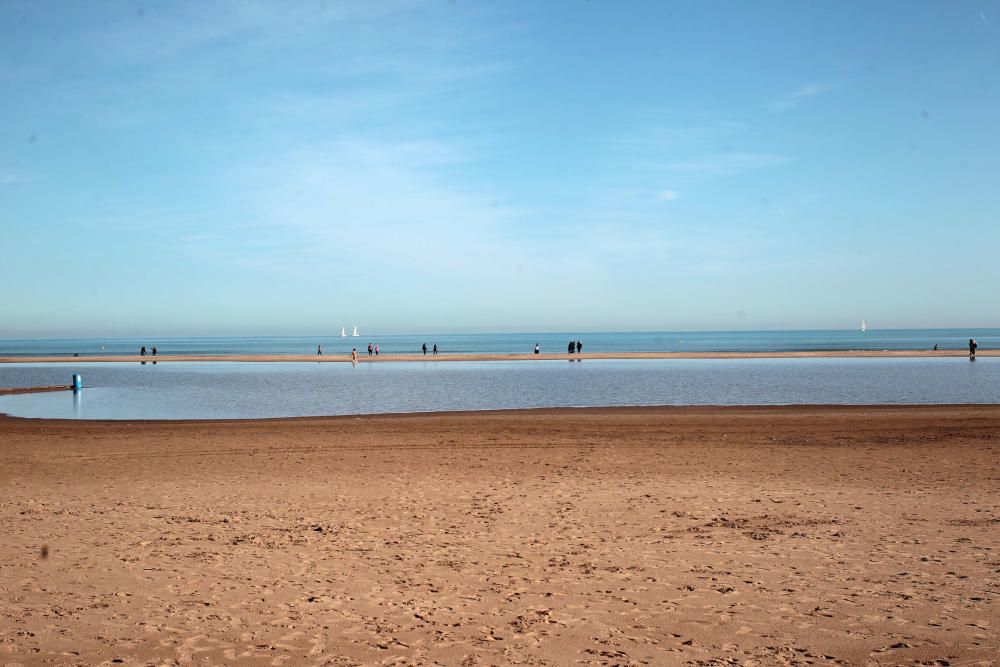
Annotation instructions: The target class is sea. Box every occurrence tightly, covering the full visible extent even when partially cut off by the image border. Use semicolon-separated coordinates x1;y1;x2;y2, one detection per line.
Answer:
0;328;997;357
0;330;996;420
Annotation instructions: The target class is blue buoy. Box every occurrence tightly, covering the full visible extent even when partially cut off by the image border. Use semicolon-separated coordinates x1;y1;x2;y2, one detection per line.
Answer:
72;374;82;391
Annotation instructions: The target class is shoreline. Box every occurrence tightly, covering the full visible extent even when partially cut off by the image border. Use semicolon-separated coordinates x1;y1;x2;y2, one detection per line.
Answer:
0;349;993;363
2;402;1000;425
3;401;999;424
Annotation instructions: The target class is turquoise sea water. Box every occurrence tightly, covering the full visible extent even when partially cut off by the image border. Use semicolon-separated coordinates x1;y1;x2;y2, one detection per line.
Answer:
0;357;996;420
0;328;997;357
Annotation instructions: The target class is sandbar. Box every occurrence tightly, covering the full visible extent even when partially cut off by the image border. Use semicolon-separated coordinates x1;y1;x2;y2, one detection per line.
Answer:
0;349;994;364
0;385;69;396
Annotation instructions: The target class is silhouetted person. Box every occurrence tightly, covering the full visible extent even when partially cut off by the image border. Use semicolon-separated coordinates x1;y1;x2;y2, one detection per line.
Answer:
151;346;157;356
140;346;146;356
368;342;373;356
568;341;576;354
432;343;438;355
933;344;938;351
534;342;540;354
422;343;428;355
576;339;582;354
317;345;322;356
970;338;977;359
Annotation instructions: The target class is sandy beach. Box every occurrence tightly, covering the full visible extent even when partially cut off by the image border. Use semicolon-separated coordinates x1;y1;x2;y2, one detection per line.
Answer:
1;406;997;665
0;349;995;364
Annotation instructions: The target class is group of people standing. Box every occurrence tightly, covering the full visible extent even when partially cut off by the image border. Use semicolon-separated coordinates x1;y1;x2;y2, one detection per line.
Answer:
139;346;157;356
339;343;440;361
532;340;584;354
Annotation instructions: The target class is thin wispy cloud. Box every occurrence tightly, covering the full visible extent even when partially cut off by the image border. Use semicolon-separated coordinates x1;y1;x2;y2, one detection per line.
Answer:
228;139;525;281
768;83;835;113
208;135;737;322
667;152;792;175
617;120;746;150
3;1;511;137
610;121;781;195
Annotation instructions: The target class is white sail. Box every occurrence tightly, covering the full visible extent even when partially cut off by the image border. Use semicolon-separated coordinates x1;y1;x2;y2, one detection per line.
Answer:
860;319;867;332
340;327;346;337
352;326;359;337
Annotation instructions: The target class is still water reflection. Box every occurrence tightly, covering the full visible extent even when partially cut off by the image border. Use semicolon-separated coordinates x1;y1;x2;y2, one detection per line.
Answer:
0;358;996;420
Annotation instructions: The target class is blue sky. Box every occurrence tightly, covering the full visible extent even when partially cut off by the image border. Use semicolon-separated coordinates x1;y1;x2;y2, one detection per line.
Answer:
2;1;998;336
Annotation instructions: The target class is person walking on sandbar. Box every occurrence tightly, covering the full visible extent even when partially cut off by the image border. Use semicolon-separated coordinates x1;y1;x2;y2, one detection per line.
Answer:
422;343;428;356
970;338;978;359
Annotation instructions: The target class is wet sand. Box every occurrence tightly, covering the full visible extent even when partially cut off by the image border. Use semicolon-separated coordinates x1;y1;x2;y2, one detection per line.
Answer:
1;406;997;665
0;349;995;364
0;386;68;396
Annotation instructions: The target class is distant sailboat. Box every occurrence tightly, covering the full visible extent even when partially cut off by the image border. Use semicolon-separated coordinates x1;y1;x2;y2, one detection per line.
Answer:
340;327;346;337
860;319;867;332
352;326;359;337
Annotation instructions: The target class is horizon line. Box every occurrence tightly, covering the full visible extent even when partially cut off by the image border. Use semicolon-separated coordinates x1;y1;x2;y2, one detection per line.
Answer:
2;326;999;341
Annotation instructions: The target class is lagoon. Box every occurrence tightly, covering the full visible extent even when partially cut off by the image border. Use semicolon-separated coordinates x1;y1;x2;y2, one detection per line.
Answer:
0;357;997;420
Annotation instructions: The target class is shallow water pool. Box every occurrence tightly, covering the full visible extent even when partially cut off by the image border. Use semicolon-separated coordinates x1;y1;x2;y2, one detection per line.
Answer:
0;357;997;420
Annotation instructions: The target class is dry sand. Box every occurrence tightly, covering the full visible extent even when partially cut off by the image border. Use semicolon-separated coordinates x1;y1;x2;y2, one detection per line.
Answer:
1;406;997;666
0;350;996;364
